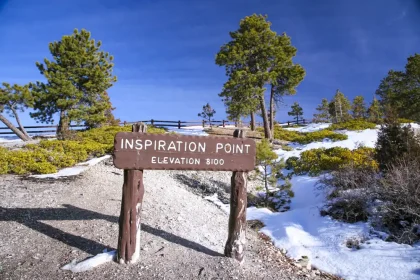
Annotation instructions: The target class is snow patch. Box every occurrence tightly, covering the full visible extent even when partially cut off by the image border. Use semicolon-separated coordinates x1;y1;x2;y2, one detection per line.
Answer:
276;128;379;161
61;249;116;273
204;193;230;214
30;155;111;179
283;123;332;132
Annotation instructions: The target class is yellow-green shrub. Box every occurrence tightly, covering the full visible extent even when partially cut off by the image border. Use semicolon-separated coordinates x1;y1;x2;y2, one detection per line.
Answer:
258;127;348;144
398;118;416;124
327;119;377;131
1;125;167;175
286;147;378;176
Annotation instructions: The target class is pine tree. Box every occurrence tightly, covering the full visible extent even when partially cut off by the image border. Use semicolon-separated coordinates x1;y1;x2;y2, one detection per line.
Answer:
367;97;383;123
253;139;292;207
288;102;303;124
0;83;33;141
313;98;331;123
352;95;367;119
198;103;216;126
328;89;352;123
375;115;420;171
216;14;305;139
30;29;117;139
375;53;420;122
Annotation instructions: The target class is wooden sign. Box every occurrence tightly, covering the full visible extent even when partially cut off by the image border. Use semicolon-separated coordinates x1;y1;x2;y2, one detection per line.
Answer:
113;133;256;171
114;123;254;265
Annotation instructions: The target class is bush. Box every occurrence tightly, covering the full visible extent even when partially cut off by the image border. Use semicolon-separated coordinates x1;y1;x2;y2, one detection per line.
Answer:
258;127;348;144
375;122;420;171
319;158;420;244
327;119;377;131
376;159;420;244
0;125;166;175
286;147;378;176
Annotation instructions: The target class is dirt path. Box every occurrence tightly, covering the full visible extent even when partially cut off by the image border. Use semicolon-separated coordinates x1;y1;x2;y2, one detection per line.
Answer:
0;158;339;280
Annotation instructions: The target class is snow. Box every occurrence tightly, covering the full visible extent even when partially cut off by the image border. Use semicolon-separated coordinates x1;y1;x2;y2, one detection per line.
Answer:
276;128;379;161
190;122;420;280
167;126;208;136
61;249;116;273
30;155;111;179
283;123;332;132
204;193;230;214
247;174;420;280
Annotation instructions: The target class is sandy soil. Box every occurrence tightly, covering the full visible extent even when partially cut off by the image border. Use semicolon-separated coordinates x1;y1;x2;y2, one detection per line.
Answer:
0;158;340;280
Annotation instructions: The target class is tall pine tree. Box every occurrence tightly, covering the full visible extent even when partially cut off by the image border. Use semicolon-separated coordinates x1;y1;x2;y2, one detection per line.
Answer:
376;53;420;122
288;102;303;124
216;14;305;139
328;89;352;123
352;95;367;119
367;97;383;123
313;98;331;123
30;29;117;138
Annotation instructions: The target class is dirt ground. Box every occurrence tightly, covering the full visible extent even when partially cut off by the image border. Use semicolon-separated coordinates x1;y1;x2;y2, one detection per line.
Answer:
0;158;340;280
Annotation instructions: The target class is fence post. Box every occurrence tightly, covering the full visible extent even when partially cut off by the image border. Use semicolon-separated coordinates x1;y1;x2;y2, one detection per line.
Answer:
224;129;248;263
150;119;154;126
287;121;290;127
117;122;146;264
222;120;225;128
178;120;181;129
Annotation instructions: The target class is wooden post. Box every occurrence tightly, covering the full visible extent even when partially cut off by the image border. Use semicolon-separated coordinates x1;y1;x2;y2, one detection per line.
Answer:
287;121;290;127
222;120;225;128
178;120;181;129
117;122;147;264
224;129;248;263
151;119;154;126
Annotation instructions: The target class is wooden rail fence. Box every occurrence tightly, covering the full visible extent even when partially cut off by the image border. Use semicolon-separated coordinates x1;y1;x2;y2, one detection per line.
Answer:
0;118;309;136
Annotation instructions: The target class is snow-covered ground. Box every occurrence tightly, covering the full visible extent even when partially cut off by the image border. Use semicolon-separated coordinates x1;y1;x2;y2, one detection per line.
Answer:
283;123;332;132
276;129;378;161
5;124;420;278
197;123;420;280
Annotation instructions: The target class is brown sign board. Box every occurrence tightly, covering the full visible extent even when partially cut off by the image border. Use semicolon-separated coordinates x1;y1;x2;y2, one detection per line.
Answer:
113;132;256;171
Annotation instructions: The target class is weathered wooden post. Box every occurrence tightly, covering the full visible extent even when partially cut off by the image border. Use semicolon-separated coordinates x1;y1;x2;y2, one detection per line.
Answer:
113;127;255;265
178;120;181;129
117;122;147;264
224;129;248;263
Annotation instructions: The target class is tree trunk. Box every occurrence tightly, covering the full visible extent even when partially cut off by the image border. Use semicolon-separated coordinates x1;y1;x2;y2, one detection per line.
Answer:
264;166;269;207
0;113;31;141
11;108;32;140
258;95;272;139
250;112;256;131
117;123;147;264
224;129;248;263
57;110;70;140
269;85;275;132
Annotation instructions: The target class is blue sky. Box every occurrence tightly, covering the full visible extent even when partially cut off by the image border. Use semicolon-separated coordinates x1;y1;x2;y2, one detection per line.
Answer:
0;0;419;126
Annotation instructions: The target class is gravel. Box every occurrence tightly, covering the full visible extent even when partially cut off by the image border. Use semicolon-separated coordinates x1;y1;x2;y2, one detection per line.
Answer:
0;157;340;280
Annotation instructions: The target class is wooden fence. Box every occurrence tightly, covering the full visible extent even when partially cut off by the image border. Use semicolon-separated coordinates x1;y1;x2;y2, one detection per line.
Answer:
0;118;310;136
